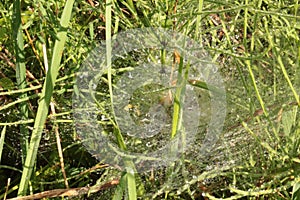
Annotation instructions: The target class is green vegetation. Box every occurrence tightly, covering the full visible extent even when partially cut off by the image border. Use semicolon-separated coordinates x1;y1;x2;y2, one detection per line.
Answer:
0;0;299;199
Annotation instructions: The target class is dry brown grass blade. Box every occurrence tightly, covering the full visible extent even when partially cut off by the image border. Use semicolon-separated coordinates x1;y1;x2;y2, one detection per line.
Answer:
50;102;69;189
8;179;120;200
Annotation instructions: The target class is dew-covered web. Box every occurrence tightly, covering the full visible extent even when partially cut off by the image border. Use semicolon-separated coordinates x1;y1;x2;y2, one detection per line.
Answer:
72;28;227;173
112;62;201;154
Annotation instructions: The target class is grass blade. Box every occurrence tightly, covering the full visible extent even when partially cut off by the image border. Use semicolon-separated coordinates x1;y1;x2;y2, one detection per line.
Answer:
106;1;139;198
17;0;75;196
126;169;137;200
277;55;300;106
0;126;6;163
292;182;300;200
195;0;204;42
12;0;29;166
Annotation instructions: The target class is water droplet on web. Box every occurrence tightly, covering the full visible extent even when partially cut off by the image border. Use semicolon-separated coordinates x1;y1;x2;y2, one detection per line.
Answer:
126;130;136;137
43;130;50;140
146;142;153;147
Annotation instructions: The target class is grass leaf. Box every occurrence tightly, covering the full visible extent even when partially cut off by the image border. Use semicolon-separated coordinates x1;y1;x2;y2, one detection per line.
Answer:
17;0;75;196
0;126;6;163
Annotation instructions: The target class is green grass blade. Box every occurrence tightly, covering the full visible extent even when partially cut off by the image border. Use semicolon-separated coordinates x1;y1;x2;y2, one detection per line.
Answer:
245;59;267;116
0;126;6;163
12;0;29;166
187;79;226;95
106;1;138;199
292;182;300;200
112;173;126;200
126;169;137;200
0;120;34;126
0;93;39;112
277;55;300;106
171;56;189;138
0;85;42;96
195;0;204;42
105;0;126;150
106;0;124;147
17;0;75;196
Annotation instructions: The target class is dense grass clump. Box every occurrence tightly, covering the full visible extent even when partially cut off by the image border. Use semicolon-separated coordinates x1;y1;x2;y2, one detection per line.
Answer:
0;0;299;199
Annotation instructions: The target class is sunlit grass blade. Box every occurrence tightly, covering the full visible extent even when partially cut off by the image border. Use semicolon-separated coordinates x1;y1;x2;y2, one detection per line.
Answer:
195;0;204;42
126;169;137;200
0;85;42;96
0;93;39;112
0;126;6;163
277;55;300;106
17;0;75;196
292;182;300;200
171;57;186;139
